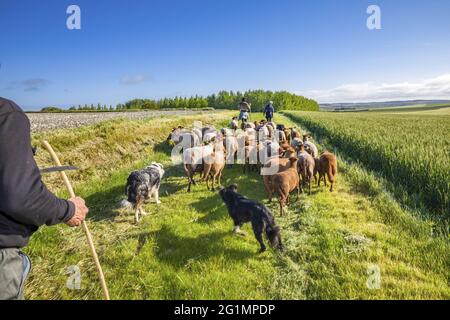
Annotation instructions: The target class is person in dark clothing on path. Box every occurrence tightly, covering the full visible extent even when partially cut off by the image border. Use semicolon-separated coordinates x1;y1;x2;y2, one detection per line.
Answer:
0;97;89;300
264;101;275;122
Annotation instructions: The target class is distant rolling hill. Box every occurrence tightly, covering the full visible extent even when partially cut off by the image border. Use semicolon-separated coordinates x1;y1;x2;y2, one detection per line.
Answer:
320;100;450;112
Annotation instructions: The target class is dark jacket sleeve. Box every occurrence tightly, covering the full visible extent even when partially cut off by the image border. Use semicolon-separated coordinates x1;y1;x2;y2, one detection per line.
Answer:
0;111;75;226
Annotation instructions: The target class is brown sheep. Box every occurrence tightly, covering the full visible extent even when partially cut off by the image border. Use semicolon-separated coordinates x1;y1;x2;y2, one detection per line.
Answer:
271;157;300;216
202;141;226;191
183;144;214;192
297;144;316;194
291;128;302;139
280;146;297;159
279;140;291;152
317;151;338;192
262;147;296;201
283;128;292;144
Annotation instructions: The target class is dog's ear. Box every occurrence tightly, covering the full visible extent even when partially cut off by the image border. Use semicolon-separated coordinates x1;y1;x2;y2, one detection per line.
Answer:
229;184;238;192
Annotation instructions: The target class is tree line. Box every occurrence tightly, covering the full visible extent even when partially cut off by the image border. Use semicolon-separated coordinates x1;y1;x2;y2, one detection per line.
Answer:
42;90;319;112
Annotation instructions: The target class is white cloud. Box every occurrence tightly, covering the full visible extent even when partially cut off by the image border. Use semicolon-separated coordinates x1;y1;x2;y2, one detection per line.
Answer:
300;74;450;103
120;74;149;85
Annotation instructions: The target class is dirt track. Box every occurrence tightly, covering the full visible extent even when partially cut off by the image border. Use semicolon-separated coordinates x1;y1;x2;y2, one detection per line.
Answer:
26;110;220;133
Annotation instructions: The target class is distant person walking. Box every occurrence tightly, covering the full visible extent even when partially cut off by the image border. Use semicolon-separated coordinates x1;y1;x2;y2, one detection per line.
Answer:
0;97;89;300
238;98;251;123
264;101;275;122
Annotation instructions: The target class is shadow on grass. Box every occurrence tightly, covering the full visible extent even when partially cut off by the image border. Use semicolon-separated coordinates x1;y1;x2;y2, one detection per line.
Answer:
135;231;150;255
149;225;254;269
153;141;173;156
190;192;227;225
160;165;188;194
85;184;125;222
221;168;266;200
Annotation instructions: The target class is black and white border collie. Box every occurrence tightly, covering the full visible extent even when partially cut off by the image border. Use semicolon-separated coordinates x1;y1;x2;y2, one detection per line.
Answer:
124;162;165;223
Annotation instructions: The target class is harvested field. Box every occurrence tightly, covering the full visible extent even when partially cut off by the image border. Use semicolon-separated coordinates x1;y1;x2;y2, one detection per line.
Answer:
26;110;221;133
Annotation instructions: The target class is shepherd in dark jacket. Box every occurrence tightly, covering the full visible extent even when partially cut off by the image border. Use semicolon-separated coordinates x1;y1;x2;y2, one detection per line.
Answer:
264;101;275;122
0;97;89;300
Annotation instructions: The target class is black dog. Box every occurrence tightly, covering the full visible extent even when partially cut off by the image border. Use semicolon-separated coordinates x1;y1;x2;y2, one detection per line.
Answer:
219;185;283;253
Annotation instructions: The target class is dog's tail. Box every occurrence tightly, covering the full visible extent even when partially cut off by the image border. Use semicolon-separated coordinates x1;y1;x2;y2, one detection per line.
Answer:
120;199;133;208
262;207;283;251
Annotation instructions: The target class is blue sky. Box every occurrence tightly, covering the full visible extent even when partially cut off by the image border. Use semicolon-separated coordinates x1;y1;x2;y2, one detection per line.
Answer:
1;0;450;109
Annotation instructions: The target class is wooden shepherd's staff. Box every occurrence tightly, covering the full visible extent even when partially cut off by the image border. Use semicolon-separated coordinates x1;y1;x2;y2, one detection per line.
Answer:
42;140;110;300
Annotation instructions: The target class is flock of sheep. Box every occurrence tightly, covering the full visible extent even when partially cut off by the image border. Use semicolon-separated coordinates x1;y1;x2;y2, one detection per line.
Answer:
168;119;338;216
